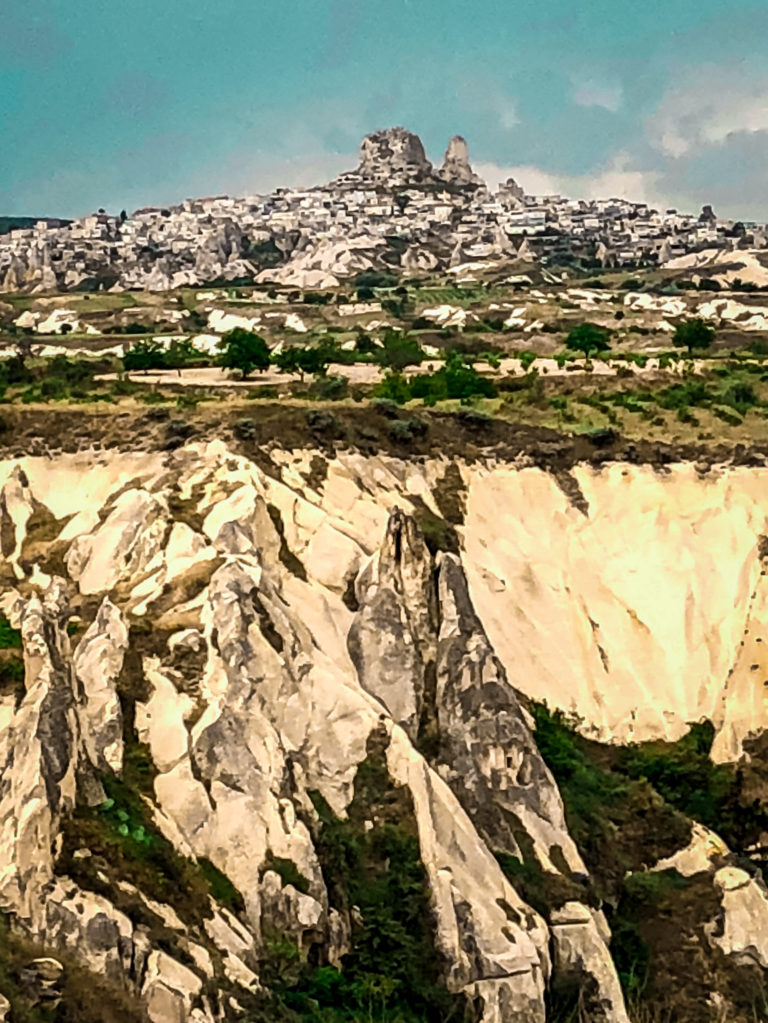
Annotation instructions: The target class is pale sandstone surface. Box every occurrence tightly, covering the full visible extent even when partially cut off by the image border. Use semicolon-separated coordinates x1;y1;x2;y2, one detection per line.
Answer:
5;445;768;754
2;441;768;1019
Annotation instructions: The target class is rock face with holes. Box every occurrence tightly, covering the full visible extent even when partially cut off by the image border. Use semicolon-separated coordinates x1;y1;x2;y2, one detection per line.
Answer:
355;127;436;187
440;135;484;188
1;441;768;1021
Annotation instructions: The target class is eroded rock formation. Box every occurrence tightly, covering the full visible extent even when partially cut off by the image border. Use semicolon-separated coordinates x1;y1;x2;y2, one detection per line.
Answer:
0;442;767;1021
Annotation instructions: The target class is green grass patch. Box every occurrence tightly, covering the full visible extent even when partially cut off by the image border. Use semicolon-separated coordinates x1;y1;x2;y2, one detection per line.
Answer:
59;733;244;928
260;852;310;896
530;704;691;899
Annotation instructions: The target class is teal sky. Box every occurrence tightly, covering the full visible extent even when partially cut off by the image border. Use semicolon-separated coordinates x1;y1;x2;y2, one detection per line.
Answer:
2;0;768;218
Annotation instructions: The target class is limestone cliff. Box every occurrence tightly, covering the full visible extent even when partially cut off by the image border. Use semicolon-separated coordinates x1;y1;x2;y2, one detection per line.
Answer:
1;442;768;1022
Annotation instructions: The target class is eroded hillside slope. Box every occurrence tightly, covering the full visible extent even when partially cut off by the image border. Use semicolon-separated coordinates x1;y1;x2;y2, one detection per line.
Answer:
1;439;768;1022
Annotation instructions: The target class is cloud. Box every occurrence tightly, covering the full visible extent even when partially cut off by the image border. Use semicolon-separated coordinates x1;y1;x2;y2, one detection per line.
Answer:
496;100;520;131
649;69;768;157
475;152;665;206
473;64;768;221
572;79;623;113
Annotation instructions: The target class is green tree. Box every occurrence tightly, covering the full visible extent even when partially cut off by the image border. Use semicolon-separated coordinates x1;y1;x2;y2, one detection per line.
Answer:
218;328;270;378
123;339;166;373
375;330;425;372
273;343;334;380
164;339;200;377
564;322;612;357
672;317;715;355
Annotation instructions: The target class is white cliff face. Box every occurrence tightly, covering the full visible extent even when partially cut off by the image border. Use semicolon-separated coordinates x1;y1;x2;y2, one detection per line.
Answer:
459;461;768;752
2;441;768;1021
0;582;79;929
4;446;768;756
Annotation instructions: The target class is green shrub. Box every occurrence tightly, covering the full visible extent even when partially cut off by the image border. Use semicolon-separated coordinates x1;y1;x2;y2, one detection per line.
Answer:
308;374;348;401
409;351;496;403
274;343;336;379
0;657;24;697
261;852;310;895
374;331;425;372
374;373;411;405
722;381;757;411
234;417;257;440
617;722;733;831
39;376;68;399
306;409;337;435
123;338;167;373
712;405;743;426
749;338;768;357
0;615;21;649
531;704;690;898
370;397;400;418
610;870;689;999
387;418;427;443
353;270;398;290
199;857;246;912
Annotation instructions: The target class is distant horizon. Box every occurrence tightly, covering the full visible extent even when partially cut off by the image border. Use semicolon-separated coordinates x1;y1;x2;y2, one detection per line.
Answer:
3;126;758;226
3;2;767;221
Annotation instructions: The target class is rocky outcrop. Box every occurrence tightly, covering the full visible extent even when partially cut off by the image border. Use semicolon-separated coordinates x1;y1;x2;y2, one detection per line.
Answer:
72;599;127;773
2;443;768;1020
498;176;526;208
347;509;628;1019
440;135;483;188
348;508;436;737
0;582;79;929
356;127;435;186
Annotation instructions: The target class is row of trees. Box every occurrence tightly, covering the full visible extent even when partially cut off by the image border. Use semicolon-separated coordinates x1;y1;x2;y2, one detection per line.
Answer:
563;318;716;358
122;328;430;380
122;318;719;382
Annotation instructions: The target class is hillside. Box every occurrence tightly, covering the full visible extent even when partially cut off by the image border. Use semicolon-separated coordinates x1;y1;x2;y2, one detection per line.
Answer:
2;144;768;1021
0;403;767;1023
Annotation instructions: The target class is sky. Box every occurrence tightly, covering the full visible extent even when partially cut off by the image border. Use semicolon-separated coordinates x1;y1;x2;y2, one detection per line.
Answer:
1;0;768;220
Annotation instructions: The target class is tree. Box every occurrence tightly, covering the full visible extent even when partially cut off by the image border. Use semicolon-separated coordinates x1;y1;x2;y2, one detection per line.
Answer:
123;338;166;373
164;338;200;376
564;322;611;357
672;318;715;356
218;328;270;378
375;330;425;372
273;343;333;380
354;269;398;290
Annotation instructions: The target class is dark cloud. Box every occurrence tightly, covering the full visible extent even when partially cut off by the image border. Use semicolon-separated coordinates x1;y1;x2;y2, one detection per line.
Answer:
653;130;768;221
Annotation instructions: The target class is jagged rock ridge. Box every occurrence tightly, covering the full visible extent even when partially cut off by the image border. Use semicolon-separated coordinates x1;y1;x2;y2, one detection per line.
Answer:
1;445;768;1021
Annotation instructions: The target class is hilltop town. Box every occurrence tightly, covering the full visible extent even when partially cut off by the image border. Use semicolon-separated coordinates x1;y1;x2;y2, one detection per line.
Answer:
2;127;767;295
